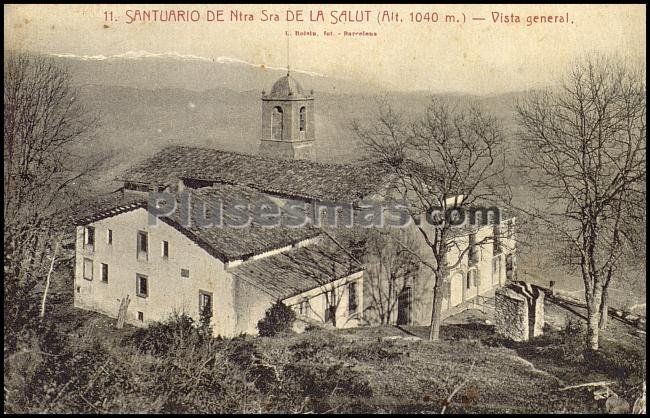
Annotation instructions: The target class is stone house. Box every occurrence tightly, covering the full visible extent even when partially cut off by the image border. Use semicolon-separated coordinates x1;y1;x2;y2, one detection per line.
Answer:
72;72;516;336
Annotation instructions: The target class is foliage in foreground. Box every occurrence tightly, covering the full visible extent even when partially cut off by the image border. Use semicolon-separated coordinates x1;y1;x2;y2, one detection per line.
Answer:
4;312;373;413
257;301;296;337
4;297;645;413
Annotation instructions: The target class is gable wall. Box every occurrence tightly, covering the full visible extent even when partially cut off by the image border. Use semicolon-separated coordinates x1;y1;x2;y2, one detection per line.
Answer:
74;208;240;336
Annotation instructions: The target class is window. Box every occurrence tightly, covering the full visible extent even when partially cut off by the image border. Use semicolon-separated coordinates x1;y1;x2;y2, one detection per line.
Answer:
137;311;144;322
298;299;308;316
324;290;336;322
271;106;283;140
84;226;95;249
181;268;190;278
505;254;516;281
299;106;306;132
468;233;478;266
83;258;93;280
493;225;502;255
162;241;169;259
348;282;358;314
466;268;481;289
137;231;148;260
100;263;108;283
467;269;478;289
107;229;113;245
507;220;514;240
136;274;148;298
199;291;213;318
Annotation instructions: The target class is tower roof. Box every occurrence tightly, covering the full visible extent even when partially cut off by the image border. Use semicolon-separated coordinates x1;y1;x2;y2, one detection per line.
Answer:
266;73;310;99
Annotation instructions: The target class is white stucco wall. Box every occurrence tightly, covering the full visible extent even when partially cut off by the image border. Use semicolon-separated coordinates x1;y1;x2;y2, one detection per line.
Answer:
284;271;364;329
74;207;366;337
401;217;516;325
229;274;276;335
74;208;240;337
445;218;516;310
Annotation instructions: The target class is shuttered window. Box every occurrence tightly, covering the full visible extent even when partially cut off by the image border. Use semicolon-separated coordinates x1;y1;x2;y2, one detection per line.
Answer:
348;282;358;314
83;258;93;280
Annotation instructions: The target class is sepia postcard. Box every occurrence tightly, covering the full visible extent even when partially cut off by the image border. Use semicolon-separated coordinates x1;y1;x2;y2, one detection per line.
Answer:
4;3;646;414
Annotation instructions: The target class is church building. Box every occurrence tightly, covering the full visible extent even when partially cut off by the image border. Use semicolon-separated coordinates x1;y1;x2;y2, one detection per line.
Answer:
72;72;516;336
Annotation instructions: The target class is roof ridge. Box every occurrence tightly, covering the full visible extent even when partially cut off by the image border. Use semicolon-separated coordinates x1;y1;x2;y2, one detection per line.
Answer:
158;144;359;169
120;145;392;202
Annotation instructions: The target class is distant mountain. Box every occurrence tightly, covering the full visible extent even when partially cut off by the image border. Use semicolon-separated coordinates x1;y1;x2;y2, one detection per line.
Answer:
26;51;525;191
74;82;524;192
47;51;385;94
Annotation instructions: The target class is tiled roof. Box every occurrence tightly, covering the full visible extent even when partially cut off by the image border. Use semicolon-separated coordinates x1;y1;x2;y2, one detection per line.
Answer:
266;74;308;99
230;238;363;300
119;146;392;202
169;186;321;261
71;185;322;262
70;193;148;225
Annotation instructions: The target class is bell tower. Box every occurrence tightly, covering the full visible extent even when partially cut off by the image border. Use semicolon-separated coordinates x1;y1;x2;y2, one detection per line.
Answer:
259;71;315;160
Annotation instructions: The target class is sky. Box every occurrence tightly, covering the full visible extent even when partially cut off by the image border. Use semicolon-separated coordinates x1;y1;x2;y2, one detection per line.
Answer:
4;4;646;94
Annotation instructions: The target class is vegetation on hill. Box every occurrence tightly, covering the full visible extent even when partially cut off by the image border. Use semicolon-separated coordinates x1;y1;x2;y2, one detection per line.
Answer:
4;272;645;413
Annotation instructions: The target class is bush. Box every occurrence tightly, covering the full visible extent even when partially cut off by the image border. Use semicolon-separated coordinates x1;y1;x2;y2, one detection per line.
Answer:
124;312;206;355
289;330;344;361
257;301;296;337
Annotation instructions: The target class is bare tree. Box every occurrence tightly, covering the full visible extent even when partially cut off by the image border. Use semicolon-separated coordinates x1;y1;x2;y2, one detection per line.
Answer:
514;55;645;351
362;229;421;325
353;98;507;341
4;52;101;331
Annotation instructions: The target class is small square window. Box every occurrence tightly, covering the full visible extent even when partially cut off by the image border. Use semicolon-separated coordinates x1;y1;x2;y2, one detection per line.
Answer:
137;311;144;322
100;263;108;283
181;268;190;278
136;274;148;298
76;286;80;293
107;229;113;245
162;241;169;259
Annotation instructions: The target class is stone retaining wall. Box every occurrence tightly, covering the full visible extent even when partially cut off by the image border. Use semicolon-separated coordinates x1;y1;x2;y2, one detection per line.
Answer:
495;282;545;341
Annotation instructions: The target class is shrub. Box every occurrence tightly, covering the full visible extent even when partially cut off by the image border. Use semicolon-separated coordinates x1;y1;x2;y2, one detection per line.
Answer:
257;301;296;337
289;330;344;361
124;312;205;355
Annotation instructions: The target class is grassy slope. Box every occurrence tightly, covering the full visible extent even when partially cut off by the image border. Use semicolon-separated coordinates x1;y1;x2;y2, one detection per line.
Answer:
35;268;644;414
261;327;578;413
